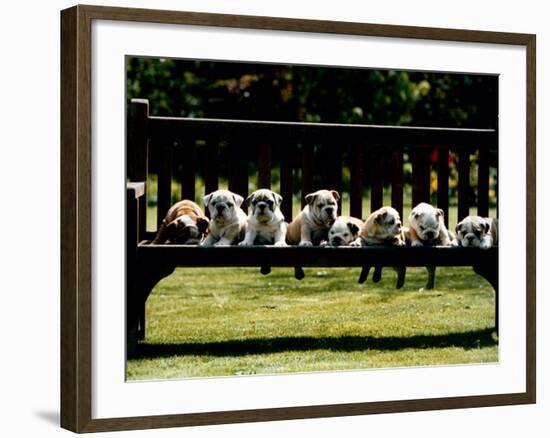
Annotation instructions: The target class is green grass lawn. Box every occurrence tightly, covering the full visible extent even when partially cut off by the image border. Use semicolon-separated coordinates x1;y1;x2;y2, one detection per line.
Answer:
127;266;498;381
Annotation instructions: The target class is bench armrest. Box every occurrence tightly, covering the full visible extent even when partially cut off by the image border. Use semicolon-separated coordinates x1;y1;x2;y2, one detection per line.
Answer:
127;181;146;199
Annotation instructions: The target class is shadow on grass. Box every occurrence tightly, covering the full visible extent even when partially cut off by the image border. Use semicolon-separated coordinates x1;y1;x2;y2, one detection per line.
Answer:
134;328;497;359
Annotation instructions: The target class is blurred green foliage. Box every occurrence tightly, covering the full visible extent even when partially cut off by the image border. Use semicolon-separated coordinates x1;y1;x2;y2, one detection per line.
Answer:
126;58;497;128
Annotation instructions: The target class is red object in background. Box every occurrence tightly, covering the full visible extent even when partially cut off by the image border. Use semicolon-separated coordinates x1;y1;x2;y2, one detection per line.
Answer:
430;148;454;165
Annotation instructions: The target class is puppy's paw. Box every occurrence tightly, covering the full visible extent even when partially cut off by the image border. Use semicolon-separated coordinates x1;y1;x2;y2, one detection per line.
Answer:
319;240;329;247
214;241;230;247
393;238;406;247
350;239;362;247
480;241;492;250
238;241;251;246
411;240;423;247
299;241;313;247
273;240;288;247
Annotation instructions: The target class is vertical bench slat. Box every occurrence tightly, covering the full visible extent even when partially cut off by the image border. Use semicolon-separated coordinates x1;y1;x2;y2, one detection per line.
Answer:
204;140;219;197
280;144;294;221
181;140;196;202
391;148;404;221
369;148;384;213
477;147;490;217
350;145;364;219
457;150;470;221
258;143;271;189
157;142;173;229
128;99;149;239
228;141;249;211
301;143;314;207
437;147;450;227
326;144;342;213
412;147;431;207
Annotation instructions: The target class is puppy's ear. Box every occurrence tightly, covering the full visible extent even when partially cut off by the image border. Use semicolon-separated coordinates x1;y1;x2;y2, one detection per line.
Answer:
272;192;283;206
347;222;360;236
203;193;213;208
232;193;244;207
330;190;341;201
245;193;255;207
436;208;445;219
197;217;210;234
165;219;182;238
305;193;317;205
455;223;462;235
375;211;387;224
483;220;490;234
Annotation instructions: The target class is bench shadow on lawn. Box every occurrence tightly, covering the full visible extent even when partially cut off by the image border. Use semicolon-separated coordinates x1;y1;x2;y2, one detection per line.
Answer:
135;328;497;359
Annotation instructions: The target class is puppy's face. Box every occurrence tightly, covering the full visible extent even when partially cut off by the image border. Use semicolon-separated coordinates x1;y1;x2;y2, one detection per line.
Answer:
328;217;360;246
371;207;402;239
203;190;244;225
409;203;443;242
246;189;283;223
165;216;209;244
305;190;340;226
455;216;490;248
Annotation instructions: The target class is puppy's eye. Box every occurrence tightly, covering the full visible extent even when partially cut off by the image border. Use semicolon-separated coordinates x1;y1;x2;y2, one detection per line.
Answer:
388;218;394;225
318;203;325;208
344;232;349;237
419;225;425;231
266;200;274;206
227;202;233;208
329;230;335;235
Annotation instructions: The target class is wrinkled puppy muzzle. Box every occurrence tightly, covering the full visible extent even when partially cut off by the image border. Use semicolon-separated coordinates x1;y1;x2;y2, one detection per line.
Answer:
329;236;345;246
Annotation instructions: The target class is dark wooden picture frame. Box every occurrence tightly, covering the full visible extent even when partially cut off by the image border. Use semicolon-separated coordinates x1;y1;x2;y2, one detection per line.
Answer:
61;4;536;433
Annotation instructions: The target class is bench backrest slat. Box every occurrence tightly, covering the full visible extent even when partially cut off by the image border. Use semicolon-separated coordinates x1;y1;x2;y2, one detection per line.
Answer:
457;150;471;221
369;147;384;213
157;141;173;229
477;147;490;217
390;148;404;221
437;148;450;227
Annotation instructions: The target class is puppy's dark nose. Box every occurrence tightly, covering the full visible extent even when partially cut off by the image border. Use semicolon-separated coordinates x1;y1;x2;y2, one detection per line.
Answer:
258;203;266;211
325;207;334;215
425;230;435;239
216;205;225;213
467;235;475;241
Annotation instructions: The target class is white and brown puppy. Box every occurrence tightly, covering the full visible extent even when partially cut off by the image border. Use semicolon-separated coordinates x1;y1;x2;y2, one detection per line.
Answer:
360;206;406;246
201;189;248;247
152;199;209;244
358;207;406;288
455;216;498;249
239;189;287;246
286;189;340;246
407;202;455;247
326;216;364;246
407;202;455;290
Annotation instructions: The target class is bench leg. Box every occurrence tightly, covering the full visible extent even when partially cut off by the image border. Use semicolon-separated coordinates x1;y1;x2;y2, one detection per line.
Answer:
473;261;499;334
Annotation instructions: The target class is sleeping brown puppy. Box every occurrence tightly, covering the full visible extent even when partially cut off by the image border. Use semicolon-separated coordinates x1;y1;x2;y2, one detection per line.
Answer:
152;200;209;244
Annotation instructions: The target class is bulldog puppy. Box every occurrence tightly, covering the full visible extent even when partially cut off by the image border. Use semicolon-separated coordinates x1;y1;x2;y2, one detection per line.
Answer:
358;206;406;288
407;202;455;290
152;199;209;245
239;189;287;246
286;189;340;246
200;189;248;247
408;202;455;247
360;206;406;246
326;216;364;246
455;216;498;249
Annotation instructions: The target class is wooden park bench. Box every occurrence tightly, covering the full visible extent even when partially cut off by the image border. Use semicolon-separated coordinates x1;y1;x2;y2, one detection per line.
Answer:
126;98;498;355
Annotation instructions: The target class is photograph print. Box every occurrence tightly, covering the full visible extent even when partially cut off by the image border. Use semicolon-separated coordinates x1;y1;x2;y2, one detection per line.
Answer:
125;56;499;381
